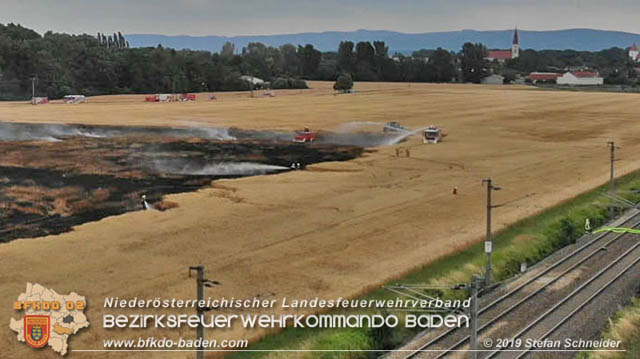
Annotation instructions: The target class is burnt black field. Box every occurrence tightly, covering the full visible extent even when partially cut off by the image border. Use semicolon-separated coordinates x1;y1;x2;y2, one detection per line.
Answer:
0;123;378;243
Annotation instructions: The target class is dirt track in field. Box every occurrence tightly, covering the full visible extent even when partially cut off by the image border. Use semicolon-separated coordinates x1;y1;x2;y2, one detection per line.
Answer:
2;82;640;358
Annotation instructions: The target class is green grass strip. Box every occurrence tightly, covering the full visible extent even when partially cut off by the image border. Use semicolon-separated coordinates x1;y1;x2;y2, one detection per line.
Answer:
593;227;640;235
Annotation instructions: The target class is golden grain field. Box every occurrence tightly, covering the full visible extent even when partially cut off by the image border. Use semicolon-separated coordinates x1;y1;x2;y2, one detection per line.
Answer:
2;82;640;358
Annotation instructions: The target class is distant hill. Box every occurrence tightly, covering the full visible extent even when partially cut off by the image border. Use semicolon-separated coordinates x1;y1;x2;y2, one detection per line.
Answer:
126;28;640;54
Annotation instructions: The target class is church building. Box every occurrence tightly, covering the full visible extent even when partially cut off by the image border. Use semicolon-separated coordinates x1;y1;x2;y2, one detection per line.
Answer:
486;28;520;63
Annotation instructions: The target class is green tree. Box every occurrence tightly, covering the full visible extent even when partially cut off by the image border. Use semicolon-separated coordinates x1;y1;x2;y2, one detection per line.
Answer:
355;41;375;67
429;48;456;82
460;42;488;83
337;41;354;73
333;73;353;92
372;41;389;79
373;41;388;58
221;41;235;57
298;44;321;78
280;43;300;75
355;42;376;80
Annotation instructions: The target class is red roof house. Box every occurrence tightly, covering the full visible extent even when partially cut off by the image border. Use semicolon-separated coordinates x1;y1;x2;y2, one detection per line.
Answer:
571;71;600;78
529;72;561;82
487;50;513;61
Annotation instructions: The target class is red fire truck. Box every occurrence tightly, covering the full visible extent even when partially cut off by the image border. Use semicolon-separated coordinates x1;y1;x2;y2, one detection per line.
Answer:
293;128;318;143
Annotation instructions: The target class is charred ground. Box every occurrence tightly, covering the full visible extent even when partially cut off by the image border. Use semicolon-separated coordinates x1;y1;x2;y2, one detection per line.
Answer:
0;123;365;242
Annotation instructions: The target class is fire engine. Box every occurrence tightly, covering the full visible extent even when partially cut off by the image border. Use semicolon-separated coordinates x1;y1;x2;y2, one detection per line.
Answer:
293;128;318;143
383;121;407;133
423;126;443;144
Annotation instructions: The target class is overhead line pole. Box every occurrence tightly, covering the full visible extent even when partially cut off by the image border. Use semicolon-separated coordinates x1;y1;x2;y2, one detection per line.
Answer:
189;265;205;359
482;178;501;287
608;141;616;219
188;265;221;359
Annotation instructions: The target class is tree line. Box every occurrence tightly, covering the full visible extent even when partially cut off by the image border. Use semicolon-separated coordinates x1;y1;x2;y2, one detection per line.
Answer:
0;23;459;99
0;24;313;99
0;22;637;100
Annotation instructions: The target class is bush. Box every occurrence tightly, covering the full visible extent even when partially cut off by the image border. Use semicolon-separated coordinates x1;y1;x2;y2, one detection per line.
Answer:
270;77;308;90
270;78;287;89
292;78;308;89
221;77;252;91
334;73;354;92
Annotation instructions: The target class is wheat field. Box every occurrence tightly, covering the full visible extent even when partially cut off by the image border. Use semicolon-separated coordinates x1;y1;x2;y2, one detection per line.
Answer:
2;82;640;358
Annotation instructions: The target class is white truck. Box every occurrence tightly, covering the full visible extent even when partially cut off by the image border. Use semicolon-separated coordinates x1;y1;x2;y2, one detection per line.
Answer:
423;126;443;144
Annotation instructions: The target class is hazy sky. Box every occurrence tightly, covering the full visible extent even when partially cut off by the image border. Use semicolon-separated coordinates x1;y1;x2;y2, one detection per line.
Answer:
1;1;639;36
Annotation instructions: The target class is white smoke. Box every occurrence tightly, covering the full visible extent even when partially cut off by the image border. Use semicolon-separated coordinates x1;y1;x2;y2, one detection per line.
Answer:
154;160;289;176
335;121;389;132
325;121;426;147
176;121;237;141
72;130;105;138
48;126;107;139
0;122;238;142
191;162;288;175
380;126;431;146
196;127;236;141
42;136;62;142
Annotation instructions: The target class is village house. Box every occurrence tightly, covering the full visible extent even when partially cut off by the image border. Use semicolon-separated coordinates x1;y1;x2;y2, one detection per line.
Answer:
528;72;561;84
556;71;604;86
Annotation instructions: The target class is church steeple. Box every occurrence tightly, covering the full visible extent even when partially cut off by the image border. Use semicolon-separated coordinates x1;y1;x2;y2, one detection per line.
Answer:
630;43;639;62
511;27;520;59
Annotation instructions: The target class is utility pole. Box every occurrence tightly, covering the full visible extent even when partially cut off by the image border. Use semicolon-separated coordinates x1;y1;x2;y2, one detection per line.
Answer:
608;141;616;219
189;265;205;359
469;275;483;359
482;178;501;287
31;76;36;104
188;265;221;359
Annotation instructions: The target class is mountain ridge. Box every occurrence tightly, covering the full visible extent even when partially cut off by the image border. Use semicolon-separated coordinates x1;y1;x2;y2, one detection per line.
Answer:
126;28;640;53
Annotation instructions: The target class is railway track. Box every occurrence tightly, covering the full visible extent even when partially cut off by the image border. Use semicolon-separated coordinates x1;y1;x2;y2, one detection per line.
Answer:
486;240;640;359
396;208;640;359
